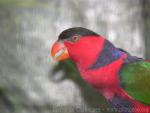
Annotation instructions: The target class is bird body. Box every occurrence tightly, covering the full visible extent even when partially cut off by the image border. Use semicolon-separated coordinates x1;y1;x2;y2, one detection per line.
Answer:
51;27;150;113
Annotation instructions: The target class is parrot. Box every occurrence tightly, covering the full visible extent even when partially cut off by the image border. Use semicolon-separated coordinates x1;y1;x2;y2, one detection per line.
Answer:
51;27;150;113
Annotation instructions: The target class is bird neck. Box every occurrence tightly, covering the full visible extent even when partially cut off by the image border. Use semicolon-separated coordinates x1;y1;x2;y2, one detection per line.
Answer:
76;40;127;70
74;40;128;91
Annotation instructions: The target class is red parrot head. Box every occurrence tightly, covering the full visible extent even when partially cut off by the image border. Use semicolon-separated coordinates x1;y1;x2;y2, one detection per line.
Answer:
51;27;127;90
51;27;106;68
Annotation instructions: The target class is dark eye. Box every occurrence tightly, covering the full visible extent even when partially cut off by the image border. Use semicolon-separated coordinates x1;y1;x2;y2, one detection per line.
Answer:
71;35;80;42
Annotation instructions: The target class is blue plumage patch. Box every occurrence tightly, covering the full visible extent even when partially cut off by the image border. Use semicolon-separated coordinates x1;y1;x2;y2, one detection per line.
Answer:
110;94;134;113
89;40;124;69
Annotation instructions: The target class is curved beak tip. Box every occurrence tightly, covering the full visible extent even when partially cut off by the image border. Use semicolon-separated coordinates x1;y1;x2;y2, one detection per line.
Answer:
51;41;70;61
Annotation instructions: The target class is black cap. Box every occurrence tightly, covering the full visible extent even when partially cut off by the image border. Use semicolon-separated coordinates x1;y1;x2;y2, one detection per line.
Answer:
58;27;99;40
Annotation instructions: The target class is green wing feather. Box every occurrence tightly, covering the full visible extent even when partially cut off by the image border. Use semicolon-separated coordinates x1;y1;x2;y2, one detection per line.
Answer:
120;61;150;105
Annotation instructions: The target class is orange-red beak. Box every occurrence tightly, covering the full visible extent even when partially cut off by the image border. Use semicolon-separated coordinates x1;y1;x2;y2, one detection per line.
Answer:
51;41;70;61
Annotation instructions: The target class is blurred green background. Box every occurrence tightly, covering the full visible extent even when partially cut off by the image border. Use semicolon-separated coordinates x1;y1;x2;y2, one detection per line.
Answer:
0;0;150;113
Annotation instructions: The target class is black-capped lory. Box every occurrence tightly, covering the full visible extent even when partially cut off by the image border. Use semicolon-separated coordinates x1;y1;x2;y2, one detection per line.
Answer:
51;27;150;113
